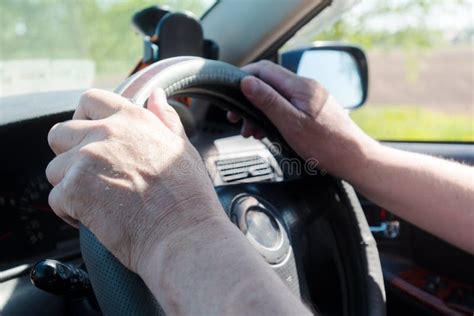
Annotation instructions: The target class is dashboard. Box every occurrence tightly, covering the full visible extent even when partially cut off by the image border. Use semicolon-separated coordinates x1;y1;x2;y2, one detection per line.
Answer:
0;111;79;272
0;97;470;274
0;173;78;271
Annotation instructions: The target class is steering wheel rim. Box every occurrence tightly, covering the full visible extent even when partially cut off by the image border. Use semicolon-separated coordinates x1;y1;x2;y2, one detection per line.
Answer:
80;57;386;315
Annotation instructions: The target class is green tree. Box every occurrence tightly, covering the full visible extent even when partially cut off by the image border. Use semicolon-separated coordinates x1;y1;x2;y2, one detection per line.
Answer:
0;0;210;75
315;0;468;50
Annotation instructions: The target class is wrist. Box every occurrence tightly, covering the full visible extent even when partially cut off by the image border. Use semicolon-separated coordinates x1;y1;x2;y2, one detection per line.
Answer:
130;181;224;265
346;137;384;183
328;131;382;182
136;214;232;311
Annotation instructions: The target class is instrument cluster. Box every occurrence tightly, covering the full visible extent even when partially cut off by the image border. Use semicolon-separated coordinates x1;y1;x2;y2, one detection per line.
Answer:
0;173;78;271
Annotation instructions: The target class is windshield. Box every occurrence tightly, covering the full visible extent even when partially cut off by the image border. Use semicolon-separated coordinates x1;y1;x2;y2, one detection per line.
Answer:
0;0;215;98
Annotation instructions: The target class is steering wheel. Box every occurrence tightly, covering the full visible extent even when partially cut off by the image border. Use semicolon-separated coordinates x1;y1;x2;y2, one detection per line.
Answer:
79;57;386;316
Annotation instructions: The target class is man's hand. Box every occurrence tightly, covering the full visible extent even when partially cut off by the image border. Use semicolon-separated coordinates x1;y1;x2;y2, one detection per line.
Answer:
228;60;377;178
46;88;310;315
232;60;474;254
46;88;225;274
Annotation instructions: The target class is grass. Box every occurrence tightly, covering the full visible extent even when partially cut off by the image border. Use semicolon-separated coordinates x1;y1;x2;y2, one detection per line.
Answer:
350;104;474;142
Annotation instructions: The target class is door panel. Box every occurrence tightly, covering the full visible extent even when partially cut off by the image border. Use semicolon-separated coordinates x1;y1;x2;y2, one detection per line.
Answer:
362;141;474;315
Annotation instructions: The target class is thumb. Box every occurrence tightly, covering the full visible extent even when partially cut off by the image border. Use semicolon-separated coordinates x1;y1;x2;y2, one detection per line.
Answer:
241;76;301;129
147;88;186;137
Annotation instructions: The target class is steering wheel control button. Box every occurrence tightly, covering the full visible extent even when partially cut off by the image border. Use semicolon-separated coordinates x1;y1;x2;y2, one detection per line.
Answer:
230;195;290;264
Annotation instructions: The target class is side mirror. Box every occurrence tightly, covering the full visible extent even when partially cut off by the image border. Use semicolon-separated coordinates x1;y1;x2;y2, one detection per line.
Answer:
280;42;368;109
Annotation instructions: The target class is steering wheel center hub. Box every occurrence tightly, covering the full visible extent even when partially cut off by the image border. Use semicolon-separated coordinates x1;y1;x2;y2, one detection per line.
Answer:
231;195;290;264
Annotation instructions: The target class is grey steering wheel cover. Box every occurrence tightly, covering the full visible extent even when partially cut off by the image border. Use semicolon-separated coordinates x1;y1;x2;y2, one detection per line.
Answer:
131;58;247;105
80;226;163;315
339;181;386;316
130;58;291;151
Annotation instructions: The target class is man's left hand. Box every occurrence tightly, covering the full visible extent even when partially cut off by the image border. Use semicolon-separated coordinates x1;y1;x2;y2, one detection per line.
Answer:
46;88;225;274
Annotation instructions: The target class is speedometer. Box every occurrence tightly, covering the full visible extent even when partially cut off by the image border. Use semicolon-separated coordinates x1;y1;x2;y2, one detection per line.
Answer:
0;175;78;268
18;176;56;249
0;192;17;253
19;175;77;249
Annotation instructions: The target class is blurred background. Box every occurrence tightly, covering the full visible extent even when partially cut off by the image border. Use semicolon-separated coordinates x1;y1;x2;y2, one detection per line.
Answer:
0;0;472;141
311;0;474;142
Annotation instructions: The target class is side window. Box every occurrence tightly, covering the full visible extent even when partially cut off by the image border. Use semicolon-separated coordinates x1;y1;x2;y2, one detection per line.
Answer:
287;1;473;142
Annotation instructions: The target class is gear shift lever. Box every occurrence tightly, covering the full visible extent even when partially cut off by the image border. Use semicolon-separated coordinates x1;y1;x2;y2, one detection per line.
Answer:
30;259;92;297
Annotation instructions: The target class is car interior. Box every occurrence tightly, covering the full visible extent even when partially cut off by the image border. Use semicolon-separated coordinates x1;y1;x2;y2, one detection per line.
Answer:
0;0;473;315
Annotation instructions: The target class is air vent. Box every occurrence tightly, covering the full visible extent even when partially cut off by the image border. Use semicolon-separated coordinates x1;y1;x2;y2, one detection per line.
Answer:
216;155;276;183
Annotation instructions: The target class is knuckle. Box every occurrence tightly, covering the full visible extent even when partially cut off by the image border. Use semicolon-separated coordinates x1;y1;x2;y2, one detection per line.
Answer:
48;186;62;215
78;144;99;160
62;168;84;197
79;88;101;104
77;145;103;168
307;77;321;90
303;77;323;94
301;78;317;95
306;79;328;104
45;160;55;185
258;60;277;75
77;89;103;115
96;121;116;137
64;169;79;188
257;59;273;68
48;189;58;211
47;122;62;148
261;89;278;108
128;106;148;119
164;106;179;120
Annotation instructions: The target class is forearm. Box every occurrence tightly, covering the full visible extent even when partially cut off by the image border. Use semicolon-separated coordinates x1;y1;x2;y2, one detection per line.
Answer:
139;216;310;315
345;142;474;254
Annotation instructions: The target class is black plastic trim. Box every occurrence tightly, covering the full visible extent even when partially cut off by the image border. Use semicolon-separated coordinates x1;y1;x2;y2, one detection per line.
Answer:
256;0;333;62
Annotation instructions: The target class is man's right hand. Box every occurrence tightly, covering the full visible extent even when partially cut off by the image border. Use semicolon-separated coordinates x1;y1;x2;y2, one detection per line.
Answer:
229;60;378;179
232;61;474;255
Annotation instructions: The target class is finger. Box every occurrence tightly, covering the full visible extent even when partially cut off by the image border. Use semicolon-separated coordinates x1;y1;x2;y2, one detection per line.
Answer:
242;60;300;99
241;119;257;138
241;76;302;128
48;120;98;155
46;149;76;186
48;184;79;228
253;128;266;140
73;89;134;120
227;111;241;123
146;88;186;137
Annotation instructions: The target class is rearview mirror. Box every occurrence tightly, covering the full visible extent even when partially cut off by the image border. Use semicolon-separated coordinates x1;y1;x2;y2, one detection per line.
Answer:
280;43;368;109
